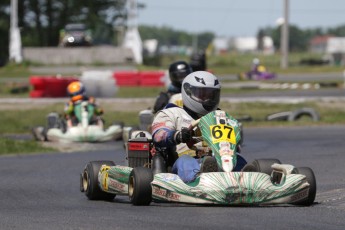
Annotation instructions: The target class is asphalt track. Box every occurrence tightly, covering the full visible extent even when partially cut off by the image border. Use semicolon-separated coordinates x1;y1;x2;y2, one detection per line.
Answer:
1;125;345;230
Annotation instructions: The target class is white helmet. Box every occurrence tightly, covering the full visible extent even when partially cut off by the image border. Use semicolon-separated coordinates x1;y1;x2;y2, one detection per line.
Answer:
182;71;221;116
253;58;260;65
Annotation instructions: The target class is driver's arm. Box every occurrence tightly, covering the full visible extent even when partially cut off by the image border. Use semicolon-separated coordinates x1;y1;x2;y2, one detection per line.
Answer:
64;101;74;116
152;110;193;148
151;111;177;149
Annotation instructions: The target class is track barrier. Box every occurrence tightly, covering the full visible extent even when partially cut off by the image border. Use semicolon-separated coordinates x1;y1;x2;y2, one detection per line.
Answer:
30;76;78;98
29;70;167;98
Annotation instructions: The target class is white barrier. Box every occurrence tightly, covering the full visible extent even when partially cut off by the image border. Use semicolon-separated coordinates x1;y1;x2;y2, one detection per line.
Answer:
80;70;117;98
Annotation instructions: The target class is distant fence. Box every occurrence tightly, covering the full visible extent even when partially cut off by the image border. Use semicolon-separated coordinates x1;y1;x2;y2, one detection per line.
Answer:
23;46;135;65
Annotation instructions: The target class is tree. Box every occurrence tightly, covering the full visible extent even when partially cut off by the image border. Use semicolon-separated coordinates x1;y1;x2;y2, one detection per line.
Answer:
0;0;10;65
139;25;214;51
256;29;265;52
261;24;317;52
13;0;127;47
327;25;345;36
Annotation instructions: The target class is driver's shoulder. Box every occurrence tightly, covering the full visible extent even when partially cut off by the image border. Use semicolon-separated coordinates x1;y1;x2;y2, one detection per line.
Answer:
156;105;185;118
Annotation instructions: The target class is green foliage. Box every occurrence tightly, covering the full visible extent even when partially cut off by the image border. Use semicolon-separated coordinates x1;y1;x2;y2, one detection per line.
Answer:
327;25;345;37
4;0;127;47
139;25;215;50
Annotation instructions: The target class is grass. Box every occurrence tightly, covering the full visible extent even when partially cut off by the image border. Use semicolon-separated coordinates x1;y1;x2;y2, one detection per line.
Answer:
117;86;165;98
0;138;56;155
1;100;344;135
0;63;31;78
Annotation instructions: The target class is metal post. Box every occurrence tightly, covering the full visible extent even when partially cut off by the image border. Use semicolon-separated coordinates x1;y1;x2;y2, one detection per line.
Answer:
9;0;23;63
280;0;289;69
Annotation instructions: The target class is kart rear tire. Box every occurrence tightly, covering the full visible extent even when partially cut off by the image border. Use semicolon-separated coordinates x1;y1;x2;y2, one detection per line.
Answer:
82;161;116;201
252;159;282;175
128;167;153;206
291;167;317;206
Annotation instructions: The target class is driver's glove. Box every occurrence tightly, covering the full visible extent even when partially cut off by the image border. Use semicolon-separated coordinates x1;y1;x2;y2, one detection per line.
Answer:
174;127;193;144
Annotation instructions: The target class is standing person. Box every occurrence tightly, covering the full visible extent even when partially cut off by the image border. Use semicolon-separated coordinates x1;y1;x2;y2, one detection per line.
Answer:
152;61;193;113
151;71;246;183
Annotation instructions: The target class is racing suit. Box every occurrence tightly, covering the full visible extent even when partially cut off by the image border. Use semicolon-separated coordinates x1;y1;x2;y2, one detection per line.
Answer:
152;105;200;183
152;105;247;183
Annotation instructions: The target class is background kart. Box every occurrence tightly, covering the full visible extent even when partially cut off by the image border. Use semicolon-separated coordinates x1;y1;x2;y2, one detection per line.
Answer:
80;110;316;206
238;65;277;80
32;101;122;143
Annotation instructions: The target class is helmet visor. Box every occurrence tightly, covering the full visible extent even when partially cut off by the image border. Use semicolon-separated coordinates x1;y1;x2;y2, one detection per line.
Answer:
184;83;220;111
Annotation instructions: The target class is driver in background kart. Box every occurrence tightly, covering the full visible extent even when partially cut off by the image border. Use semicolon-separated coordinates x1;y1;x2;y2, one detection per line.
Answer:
152;60;193;113
151;71;246;183
65;81;104;128
251;58;260;73
251;58;267;73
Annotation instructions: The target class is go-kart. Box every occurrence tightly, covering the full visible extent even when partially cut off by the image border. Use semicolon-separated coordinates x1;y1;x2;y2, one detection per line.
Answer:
32;101;123;143
80;110;316;206
238;65;276;80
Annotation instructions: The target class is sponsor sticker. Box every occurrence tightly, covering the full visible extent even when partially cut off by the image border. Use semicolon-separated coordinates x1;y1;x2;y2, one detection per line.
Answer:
109;179;125;191
153;187;180;201
128;142;150;151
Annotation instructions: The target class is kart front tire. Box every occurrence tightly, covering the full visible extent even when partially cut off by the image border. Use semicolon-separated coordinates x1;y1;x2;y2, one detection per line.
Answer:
291;167;317;206
82;161;116;201
128;167;153;206
252;159;282;175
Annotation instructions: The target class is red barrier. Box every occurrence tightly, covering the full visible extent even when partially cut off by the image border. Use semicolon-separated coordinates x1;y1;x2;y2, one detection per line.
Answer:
113;71;140;86
29;76;78;98
29;90;45;98
29;77;46;91
139;71;165;87
45;77;77;97
113;70;166;87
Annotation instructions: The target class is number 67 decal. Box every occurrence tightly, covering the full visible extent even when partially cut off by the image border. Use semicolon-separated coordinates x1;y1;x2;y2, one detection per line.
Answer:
210;124;236;144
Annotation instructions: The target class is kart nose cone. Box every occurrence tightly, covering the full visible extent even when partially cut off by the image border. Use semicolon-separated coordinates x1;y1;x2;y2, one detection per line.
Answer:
221;155;234;172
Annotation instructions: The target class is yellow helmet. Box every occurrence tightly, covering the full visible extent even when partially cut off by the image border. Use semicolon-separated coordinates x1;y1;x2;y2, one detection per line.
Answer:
67;81;85;102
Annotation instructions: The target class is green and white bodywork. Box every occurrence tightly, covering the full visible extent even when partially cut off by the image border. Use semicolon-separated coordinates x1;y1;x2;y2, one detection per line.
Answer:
82;110;315;206
97;165;310;205
47;101;122;143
